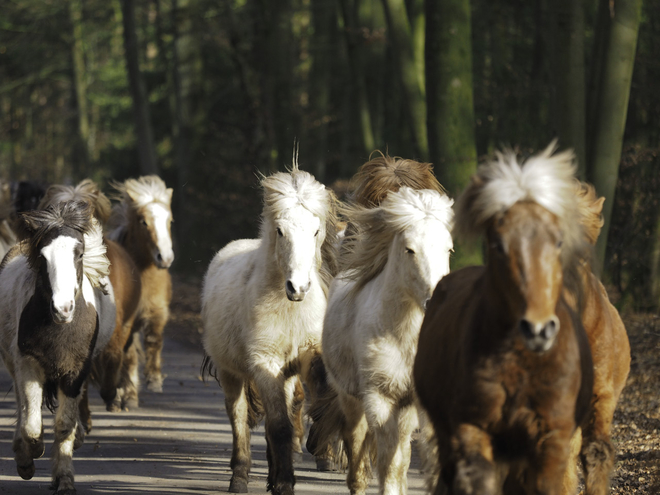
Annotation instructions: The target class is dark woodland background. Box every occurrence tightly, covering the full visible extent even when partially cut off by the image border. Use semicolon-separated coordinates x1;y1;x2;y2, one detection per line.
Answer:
1;0;659;310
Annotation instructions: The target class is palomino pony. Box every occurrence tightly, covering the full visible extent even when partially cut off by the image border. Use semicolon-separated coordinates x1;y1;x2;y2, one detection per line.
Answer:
107;175;173;394
560;183;630;495
202;164;338;494
318;187;453;495
414;144;594;495
38;180;142;429
0;201;116;494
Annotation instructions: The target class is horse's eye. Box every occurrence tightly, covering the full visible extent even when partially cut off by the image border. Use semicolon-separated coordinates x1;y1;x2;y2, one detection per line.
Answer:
140;218;147;226
314;229;320;237
276;227;283;237
78;252;84;260
405;247;415;254
557;240;563;249
491;239;505;255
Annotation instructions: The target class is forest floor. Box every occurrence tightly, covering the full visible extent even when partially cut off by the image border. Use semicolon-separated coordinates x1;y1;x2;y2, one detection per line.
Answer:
168;275;660;494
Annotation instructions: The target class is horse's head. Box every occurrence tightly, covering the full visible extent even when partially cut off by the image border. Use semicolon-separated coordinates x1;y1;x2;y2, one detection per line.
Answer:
342;187;454;309
19;201;93;324
262;169;334;302
487;201;564;352
454;142;588;353
113;176;174;269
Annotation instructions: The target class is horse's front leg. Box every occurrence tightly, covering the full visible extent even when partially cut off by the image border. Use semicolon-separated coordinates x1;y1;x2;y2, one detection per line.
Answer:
339;393;370;495
141;306;168;393
13;359;45;480
446;423;496;495
219;370;252;493
253;367;295;495
528;425;574;495
51;389;80;494
580;388;617;495
118;335;140;409
365;393;415;495
287;377;305;463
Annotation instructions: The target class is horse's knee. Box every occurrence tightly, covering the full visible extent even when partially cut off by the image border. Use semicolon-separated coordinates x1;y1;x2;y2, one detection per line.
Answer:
581;436;615;493
452;455;497;495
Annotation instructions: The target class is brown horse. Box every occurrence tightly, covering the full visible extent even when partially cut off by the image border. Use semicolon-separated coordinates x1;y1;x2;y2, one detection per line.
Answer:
560;183;630;495
414;144;594;495
38;180;143;430
107;175;173;394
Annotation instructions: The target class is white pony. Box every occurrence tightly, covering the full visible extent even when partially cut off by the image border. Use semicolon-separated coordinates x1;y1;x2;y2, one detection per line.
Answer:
201;164;337;495
0;201;116;494
319;187;453;495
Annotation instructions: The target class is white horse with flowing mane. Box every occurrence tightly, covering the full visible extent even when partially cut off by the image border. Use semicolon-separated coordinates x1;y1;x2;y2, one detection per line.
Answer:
201;164;337;494
0;201;116;494
313;187;454;495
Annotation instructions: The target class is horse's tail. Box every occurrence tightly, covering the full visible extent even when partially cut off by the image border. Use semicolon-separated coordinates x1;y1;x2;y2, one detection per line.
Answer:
245;379;265;429
200;355;264;429
303;353;346;466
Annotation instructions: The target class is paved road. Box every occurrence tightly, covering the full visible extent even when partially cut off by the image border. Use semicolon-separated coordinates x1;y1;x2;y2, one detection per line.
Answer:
0;338;428;494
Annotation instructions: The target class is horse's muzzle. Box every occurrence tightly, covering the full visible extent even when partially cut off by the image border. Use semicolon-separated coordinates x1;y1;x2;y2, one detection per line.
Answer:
519;316;559;352
51;299;75;324
285;280;310;302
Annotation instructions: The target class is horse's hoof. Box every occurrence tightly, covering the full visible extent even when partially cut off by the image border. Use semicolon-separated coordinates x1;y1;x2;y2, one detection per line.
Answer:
28;438;44;459
17;461;35;480
122;397;138;411
315;457;336;472
146;376;163;393
56;489;77;495
228;477;248;493
292;451;303;464
106;401;121;413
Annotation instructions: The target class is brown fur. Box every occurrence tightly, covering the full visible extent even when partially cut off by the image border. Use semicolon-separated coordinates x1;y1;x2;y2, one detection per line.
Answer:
350;152;445;207
108;176;173;393
562;183;630;495
414;154;594;494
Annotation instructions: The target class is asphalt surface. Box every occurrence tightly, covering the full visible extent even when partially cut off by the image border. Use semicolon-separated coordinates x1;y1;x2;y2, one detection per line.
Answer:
0;337;427;494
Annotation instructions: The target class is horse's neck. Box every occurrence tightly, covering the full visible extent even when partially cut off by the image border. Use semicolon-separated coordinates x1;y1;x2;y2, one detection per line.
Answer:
121;227;155;271
370;266;424;338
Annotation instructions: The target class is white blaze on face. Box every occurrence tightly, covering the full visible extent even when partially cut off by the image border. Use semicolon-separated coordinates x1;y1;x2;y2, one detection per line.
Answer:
41;235;80;323
146;203;174;267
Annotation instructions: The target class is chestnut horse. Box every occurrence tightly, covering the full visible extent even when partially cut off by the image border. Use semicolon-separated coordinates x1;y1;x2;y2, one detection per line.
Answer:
560;183;630;495
414;144;594;495
107;175;174;394
38;180;142;430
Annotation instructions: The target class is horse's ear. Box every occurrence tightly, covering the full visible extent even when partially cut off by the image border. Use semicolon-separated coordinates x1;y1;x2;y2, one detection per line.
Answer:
593;196;605;216
16;211;42;241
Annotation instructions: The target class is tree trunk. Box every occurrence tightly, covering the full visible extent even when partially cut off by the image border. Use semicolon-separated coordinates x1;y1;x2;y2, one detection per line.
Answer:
338;0;375;158
551;0;587;177
122;0;159;176
425;0;476;195
69;0;90;177
381;0;428;160
588;0;642;274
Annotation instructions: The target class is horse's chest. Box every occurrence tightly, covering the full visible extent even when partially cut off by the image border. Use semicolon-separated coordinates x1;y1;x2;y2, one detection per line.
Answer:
363;338;414;401
18;293;99;383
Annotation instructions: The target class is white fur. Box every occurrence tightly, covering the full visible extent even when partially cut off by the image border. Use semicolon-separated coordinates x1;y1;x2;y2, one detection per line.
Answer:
322;188;453;495
201;168;334;491
145;203;174;266
41;236;80;323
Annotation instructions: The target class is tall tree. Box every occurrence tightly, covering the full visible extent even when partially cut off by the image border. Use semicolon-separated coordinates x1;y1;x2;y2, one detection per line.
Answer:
425;0;476;195
69;0;90;176
551;0;587;176
122;0;159;175
381;0;428;160
587;0;643;273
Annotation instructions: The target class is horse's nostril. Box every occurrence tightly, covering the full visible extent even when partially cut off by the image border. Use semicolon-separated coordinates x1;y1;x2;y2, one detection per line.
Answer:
156;252;163;262
541;318;559;340
519;319;534;339
286;280;295;294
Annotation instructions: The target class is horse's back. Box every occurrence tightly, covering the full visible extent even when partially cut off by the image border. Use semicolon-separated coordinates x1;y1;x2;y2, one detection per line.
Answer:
106;238;142;326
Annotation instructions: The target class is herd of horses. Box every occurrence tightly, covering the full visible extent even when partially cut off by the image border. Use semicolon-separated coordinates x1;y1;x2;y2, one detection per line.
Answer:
0;141;631;495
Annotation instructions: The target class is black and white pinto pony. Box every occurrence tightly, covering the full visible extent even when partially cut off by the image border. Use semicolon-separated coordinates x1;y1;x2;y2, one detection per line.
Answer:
201;164;338;494
0;201;116;494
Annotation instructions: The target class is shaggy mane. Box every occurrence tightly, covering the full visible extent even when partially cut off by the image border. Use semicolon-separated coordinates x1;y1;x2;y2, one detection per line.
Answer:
39;179;112;224
575;182;605;246
260;164;339;291
454;141;590;287
341;187;454;294
19;201;110;290
350;152;446;207
107;175;172;242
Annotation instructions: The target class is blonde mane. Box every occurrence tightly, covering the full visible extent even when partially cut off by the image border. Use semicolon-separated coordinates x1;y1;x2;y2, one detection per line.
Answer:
260;168;339;290
341;187;454;294
350;152;446;207
454;142;590;287
107;175;173;241
575;182;605;246
39;179;112;224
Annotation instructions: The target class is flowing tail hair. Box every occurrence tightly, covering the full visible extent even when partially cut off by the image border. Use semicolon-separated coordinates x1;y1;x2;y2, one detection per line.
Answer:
200;355;264;428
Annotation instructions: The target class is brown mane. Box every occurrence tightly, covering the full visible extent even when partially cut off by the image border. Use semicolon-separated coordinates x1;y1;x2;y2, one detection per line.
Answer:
350;152;445;207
